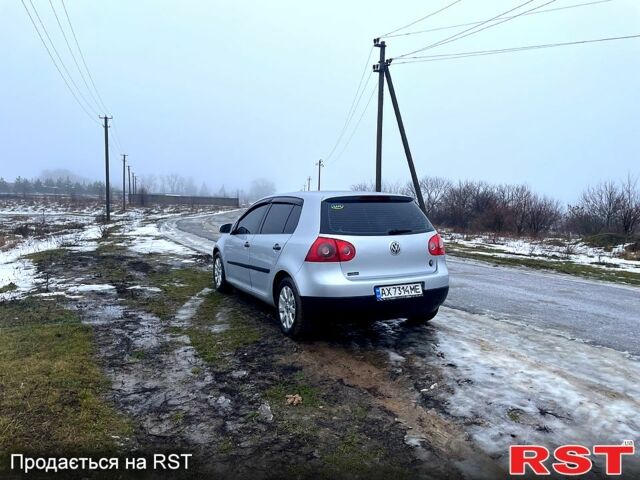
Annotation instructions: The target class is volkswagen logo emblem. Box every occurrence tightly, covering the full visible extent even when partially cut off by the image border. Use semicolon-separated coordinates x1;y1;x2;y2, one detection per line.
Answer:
389;241;401;256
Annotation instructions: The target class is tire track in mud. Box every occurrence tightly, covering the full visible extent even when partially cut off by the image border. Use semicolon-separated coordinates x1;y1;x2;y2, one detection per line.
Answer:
292;342;506;478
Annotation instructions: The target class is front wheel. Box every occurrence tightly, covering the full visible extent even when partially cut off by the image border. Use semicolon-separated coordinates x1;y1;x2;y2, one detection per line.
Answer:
213;252;231;293
276;278;311;338
406;308;439;325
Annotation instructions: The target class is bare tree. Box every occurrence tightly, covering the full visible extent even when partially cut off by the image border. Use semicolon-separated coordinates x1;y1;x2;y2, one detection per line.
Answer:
350;181;375;192
198;182;210;197
441;180;477;230
165;173;181;194
419;176;451;218
350;180;411;195
580;181;622;232
528;194;561;236
618;174;640;236
511;185;533;236
248;178;276;201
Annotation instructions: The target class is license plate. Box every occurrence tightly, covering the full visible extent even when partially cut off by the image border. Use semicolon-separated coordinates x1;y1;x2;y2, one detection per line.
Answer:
375;283;423;301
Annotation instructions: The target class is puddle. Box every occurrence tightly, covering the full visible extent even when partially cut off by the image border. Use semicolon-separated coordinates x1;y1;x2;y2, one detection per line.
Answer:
81;303;125;325
67;283;116;294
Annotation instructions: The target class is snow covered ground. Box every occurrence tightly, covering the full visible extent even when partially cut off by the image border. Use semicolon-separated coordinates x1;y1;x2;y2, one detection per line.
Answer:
120;221;195;256
0;223;102;300
0;200;230;300
442;231;640;273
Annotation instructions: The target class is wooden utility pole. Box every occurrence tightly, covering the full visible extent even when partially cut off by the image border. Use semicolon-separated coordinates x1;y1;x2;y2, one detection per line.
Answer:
99;115;113;221
307;176;311;192
370;40;427;215
384;65;426;214
121;154;127;212
316;159;324;191
127;165;132;204
373;38;386;192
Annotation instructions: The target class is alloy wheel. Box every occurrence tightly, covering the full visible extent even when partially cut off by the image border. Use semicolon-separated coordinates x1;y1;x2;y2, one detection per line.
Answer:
278;285;296;330
214;257;223;288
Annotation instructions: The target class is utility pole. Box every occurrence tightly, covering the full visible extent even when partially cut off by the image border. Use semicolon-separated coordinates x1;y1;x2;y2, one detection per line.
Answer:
133;175;137;195
316;159;324;191
121;154;127;212
99;115;113;221
127;165;132;204
307;176;311;192
373;38;386;192
384;64;426;214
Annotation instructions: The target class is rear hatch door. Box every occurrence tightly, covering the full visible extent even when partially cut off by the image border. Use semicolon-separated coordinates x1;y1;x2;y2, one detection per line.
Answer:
320;195;437;281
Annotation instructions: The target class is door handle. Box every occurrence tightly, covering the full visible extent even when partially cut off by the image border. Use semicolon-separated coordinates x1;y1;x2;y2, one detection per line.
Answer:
272;243;281;251
244;241;250;248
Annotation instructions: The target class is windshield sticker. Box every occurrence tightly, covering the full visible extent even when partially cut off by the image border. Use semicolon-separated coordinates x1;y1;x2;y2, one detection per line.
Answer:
330;204;344;210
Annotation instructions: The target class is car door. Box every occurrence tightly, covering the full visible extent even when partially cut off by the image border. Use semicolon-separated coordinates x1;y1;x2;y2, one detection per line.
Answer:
249;201;302;298
224;203;269;290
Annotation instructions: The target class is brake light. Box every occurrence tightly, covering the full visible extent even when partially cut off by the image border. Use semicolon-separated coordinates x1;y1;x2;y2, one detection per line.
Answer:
305;237;356;262
428;233;445;256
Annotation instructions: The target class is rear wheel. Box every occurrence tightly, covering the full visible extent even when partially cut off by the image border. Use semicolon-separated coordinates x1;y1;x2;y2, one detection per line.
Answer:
276;278;310;338
406;308;439;324
213;252;231;293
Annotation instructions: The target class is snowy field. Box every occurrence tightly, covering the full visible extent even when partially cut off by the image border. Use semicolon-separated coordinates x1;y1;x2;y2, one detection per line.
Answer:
0;199;230;300
442;231;640;273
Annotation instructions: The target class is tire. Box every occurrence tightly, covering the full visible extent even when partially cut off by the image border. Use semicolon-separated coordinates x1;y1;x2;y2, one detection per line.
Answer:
406;308;439;324
276;277;310;338
213;252;231;293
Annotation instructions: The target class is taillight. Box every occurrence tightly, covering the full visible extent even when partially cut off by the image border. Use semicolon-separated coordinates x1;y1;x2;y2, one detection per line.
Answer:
428;233;445;256
305;237;356;262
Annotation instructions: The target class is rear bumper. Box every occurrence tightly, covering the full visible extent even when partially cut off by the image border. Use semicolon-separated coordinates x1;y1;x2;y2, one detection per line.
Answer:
293;257;449;298
301;286;449;321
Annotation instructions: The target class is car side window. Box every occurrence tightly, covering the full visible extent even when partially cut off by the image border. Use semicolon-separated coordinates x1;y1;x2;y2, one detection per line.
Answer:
235;204;269;235
261;203;294;234
283;205;302;234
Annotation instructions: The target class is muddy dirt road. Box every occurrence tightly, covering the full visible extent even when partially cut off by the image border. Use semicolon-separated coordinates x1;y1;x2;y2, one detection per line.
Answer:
160;211;640;477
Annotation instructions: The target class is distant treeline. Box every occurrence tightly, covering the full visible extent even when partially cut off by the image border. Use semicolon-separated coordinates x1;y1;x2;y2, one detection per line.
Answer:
0;176;107;198
0;173;276;205
352;175;640;237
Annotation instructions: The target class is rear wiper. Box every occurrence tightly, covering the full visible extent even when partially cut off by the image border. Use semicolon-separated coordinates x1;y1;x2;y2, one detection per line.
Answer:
388;229;413;235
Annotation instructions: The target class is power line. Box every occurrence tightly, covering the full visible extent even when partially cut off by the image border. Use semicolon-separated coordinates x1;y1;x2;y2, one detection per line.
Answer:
395;0;544;59
324;47;374;163
431;0;559;51
60;0;111;114
20;0;100;125
58;0;123;150
327;83;377;166
392;33;640;64
380;0;463;38
48;0;102;113
111;119;125;153
325;72;373;164
27;0;99;116
384;0;613;38
343;47;374;138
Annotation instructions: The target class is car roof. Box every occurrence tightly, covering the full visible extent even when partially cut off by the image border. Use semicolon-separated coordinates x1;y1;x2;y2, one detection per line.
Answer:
255;191;412;204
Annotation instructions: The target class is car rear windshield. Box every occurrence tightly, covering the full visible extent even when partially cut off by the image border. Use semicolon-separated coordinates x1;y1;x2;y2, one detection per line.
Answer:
320;196;434;236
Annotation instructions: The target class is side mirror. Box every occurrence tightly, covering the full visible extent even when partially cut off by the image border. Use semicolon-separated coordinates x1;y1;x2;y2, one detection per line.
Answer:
219;223;232;234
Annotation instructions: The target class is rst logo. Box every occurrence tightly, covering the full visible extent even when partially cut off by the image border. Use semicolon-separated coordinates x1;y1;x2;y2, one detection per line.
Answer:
509;441;635;476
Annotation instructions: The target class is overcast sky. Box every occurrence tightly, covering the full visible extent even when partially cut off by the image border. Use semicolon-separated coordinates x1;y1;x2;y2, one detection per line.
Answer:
1;0;639;203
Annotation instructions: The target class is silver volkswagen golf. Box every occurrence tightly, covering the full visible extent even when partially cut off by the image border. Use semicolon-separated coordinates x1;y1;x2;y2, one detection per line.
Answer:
213;191;449;337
